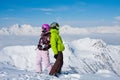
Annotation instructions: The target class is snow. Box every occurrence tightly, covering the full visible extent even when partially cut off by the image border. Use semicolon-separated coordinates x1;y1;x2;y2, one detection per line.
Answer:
0;38;120;79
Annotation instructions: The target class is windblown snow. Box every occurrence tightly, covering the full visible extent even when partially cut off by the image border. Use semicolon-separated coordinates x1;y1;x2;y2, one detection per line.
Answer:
0;38;120;80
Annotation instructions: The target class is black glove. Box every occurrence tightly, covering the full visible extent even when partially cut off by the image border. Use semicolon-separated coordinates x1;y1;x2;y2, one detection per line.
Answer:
37;45;42;50
37;45;40;49
54;54;58;59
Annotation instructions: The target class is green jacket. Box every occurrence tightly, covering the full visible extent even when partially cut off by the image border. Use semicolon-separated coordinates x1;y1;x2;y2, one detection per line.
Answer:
50;29;65;55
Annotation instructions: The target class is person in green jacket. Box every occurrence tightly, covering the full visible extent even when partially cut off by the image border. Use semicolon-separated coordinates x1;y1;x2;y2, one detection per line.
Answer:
49;22;65;77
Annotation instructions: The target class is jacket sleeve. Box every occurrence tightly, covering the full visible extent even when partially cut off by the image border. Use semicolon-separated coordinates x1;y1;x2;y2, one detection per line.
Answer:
50;33;58;55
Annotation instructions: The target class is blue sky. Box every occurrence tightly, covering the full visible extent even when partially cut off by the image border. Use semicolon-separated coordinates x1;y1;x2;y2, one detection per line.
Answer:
0;0;120;27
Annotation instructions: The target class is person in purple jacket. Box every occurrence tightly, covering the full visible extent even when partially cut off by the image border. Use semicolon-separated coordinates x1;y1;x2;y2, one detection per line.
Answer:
36;24;52;74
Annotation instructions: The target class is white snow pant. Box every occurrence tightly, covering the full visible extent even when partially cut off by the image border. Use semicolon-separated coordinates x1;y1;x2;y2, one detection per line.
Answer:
36;50;52;73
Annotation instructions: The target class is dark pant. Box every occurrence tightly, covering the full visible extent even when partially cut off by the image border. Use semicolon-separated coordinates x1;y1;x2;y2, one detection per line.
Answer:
49;52;63;75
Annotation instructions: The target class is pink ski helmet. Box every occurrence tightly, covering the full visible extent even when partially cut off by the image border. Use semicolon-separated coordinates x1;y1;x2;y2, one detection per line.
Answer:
42;24;50;32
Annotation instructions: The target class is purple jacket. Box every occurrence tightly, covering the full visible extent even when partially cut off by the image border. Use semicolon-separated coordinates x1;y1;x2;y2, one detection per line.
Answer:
37;32;51;50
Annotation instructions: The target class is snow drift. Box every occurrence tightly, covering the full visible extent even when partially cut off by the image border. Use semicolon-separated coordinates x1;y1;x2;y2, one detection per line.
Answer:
0;38;120;77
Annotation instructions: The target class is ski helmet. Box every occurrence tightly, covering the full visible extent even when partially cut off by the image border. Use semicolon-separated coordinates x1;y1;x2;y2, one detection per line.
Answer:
42;24;50;32
50;22;59;29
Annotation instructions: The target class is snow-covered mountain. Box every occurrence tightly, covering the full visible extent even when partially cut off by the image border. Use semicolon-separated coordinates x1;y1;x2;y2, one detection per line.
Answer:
0;38;120;79
67;38;120;76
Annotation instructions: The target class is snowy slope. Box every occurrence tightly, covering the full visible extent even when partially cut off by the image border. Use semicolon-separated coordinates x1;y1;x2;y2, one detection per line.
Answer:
67;38;120;76
0;38;120;80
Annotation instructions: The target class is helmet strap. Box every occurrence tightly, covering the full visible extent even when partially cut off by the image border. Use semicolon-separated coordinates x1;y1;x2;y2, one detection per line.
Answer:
56;26;59;30
42;28;46;32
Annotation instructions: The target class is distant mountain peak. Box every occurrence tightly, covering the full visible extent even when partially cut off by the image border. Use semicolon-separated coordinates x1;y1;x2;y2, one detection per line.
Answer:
92;39;106;48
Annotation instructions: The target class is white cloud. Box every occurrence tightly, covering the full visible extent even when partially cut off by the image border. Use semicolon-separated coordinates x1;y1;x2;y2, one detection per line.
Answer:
60;25;120;35
60;25;90;35
88;25;120;34
114;16;120;21
45;12;52;15
0;24;120;36
31;8;54;12
0;24;41;36
39;8;53;11
112;21;119;24
0;17;15;20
